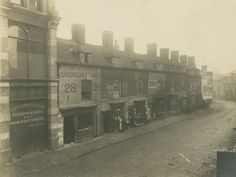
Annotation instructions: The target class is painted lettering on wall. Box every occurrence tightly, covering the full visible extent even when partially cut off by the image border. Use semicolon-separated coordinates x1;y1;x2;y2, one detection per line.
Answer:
59;71;96;79
10;103;46;127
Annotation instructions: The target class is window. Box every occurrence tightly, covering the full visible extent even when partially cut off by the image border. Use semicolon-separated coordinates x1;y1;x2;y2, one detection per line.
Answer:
157;80;164;91
8;26;46;79
81;80;92;100
77;113;93;131
181;80;185;90
148;80;158;88
80;53;91;64
10;0;22;5
112;81;121;98
8;26;28;78
136;81;144;95
29;0;41;10
135;61;143;69
121;82;128;97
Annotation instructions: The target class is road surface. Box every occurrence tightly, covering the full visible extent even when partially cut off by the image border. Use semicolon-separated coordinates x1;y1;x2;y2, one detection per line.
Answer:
17;100;236;177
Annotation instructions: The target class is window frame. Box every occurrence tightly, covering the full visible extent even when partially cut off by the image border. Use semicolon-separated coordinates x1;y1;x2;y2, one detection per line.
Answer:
8;25;47;80
136;80;144;95
112;80;121;98
81;80;92;101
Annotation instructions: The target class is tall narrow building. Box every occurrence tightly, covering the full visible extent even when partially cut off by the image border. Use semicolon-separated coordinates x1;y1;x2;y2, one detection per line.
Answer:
0;0;62;163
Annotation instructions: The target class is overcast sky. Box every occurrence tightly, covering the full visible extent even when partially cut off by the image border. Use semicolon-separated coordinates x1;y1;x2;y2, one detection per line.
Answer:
56;0;236;74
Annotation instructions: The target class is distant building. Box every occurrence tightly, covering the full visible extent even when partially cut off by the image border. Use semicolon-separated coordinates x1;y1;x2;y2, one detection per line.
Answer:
214;71;236;101
201;65;213;103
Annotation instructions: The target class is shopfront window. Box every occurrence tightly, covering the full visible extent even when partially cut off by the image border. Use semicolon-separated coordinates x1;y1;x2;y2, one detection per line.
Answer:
81;80;92;100
77;113;93;131
8;25;46;79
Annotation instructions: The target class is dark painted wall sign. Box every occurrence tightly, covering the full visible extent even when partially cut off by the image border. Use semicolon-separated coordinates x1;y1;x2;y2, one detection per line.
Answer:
10;103;46;127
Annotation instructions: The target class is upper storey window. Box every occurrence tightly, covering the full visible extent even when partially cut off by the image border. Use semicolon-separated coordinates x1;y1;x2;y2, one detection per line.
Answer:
10;0;42;12
10;0;23;5
29;0;40;10
8;25;46;79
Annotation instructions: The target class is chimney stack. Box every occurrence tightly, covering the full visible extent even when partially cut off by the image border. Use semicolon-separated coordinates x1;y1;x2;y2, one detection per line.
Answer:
180;55;188;65
160;48;169;59
124;37;134;53
147;43;157;57
188;56;196;67
170;51;179;63
102;31;113;49
71;24;85;45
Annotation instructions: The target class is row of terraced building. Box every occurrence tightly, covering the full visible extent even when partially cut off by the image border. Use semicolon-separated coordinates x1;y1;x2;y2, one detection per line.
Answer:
0;0;202;163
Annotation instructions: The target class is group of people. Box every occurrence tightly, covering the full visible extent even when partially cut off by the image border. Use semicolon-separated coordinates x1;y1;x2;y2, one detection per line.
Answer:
113;111;146;132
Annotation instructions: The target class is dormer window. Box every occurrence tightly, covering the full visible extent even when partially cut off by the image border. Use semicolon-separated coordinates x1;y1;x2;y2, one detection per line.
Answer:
80;53;92;64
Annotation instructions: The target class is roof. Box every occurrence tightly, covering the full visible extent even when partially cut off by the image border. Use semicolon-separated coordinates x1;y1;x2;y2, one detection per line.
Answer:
57;38;198;73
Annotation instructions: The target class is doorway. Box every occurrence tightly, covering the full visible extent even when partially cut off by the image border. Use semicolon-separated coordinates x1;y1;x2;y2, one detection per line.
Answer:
103;111;113;133
64;115;75;144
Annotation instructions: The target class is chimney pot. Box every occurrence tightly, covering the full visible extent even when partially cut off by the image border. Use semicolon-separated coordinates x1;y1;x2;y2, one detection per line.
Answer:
124;37;134;53
147;43;157;57
180;55;188;65
160;48;169;59
170;51;179;63
71;24;85;45
188;56;196;67
102;31;113;49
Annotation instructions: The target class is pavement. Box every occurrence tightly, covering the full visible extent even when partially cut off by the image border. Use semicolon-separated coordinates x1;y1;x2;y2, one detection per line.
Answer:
1;100;236;177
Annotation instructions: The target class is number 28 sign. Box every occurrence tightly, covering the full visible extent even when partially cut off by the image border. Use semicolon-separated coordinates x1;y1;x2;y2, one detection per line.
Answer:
64;83;76;93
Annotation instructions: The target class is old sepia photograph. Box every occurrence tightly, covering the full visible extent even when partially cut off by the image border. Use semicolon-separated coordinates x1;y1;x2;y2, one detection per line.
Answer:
0;0;236;176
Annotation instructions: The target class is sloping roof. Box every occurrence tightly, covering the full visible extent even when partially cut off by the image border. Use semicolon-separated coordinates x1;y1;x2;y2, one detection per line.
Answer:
57;38;195;72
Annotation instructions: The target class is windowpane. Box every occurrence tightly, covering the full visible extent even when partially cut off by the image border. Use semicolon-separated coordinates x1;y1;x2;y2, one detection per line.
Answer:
121;83;127;97
29;0;40;10
112;81;121;98
77;113;93;130
8;26;27;40
29;30;44;43
81;80;92;100
10;0;22;5
136;81;143;95
113;81;121;92
29;41;46;79
8;38;28;78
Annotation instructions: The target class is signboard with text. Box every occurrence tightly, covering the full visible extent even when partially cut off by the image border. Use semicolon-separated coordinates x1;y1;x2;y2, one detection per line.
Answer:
10;101;47;156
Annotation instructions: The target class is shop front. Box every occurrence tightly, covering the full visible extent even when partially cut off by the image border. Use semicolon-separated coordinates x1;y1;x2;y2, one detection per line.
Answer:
103;103;125;133
63;107;96;144
133;100;147;124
